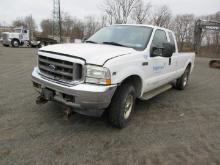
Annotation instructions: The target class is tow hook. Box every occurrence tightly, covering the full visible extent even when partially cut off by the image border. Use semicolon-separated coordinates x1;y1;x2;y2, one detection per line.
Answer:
36;95;48;105
63;107;73;120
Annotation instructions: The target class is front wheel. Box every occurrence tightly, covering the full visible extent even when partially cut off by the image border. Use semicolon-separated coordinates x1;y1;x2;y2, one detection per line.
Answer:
108;84;136;129
176;66;190;90
11;39;20;48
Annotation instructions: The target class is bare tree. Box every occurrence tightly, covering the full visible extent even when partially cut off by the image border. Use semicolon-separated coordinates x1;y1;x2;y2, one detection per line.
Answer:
172;14;195;51
41;19;53;36
100;15;108;28
102;0;139;24
84;16;100;38
24;15;37;31
24;15;37;39
41;14;99;40
71;19;85;40
131;0;151;24
62;12;74;37
12;15;37;31
150;5;172;28
12;18;26;27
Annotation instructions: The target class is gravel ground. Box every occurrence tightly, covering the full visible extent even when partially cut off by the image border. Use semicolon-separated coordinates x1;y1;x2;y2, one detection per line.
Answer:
0;46;220;165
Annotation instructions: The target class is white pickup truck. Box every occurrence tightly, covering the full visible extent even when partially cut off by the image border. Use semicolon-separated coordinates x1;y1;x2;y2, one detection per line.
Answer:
32;24;195;128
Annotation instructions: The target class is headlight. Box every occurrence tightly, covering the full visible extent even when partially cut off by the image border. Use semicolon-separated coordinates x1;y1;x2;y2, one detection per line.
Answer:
85;65;111;85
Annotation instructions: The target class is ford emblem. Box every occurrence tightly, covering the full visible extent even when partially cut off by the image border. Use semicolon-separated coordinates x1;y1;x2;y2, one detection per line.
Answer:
49;64;56;71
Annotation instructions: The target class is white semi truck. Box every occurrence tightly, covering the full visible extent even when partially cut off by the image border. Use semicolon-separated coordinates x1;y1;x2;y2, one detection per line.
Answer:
2;27;57;48
32;24;195;128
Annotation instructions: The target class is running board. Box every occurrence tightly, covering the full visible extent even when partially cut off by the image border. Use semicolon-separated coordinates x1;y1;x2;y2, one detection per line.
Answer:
140;84;172;101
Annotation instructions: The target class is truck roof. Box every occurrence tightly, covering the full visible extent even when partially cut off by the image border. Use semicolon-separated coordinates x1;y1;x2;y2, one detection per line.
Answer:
111;24;173;33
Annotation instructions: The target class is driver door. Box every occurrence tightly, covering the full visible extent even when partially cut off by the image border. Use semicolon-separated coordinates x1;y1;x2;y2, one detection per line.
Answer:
22;30;29;41
147;29;171;90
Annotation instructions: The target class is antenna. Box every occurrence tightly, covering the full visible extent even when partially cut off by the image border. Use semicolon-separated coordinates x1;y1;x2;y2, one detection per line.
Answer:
53;0;62;42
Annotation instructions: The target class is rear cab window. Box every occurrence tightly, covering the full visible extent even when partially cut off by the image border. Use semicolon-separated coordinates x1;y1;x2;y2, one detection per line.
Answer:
168;32;176;52
151;29;168;48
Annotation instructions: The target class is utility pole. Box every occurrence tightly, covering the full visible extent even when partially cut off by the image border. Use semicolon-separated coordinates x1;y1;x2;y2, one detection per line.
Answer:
53;0;62;43
30;14;33;41
58;0;62;43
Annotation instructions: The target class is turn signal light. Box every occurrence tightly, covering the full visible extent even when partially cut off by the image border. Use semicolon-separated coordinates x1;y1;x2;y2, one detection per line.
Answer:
105;79;111;86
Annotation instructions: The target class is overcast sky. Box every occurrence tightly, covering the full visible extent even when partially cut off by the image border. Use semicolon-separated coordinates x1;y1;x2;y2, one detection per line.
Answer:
0;0;220;28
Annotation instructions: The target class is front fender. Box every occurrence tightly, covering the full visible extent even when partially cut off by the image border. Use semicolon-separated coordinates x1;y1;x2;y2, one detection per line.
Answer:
103;53;145;85
184;55;195;74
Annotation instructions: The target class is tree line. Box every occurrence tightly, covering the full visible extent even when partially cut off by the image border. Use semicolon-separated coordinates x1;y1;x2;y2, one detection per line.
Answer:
9;0;220;55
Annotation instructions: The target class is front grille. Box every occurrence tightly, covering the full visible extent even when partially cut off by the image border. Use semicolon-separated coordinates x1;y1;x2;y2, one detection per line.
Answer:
38;55;83;83
2;34;8;40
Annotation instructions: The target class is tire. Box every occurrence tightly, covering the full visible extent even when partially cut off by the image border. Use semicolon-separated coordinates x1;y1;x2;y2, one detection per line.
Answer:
176;66;190;90
11;39;20;48
38;44;42;48
3;44;9;47
108;84;136;129
26;41;31;47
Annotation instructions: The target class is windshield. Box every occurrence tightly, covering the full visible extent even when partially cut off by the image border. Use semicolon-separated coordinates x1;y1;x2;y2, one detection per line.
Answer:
87;25;153;50
14;29;22;33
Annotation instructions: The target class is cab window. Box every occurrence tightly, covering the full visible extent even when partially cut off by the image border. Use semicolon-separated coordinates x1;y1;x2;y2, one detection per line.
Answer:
151;30;168;48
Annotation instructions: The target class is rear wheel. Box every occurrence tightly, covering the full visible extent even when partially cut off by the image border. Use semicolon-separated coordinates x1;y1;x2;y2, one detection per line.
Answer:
176;66;190;90
11;39;20;48
108;84;136;129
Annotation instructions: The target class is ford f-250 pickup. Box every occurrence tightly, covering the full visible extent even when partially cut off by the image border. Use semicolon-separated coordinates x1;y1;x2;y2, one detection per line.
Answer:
32;24;195;128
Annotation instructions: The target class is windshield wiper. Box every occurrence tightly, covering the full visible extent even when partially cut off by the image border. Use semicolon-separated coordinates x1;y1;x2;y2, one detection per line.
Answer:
102;42;129;48
85;40;98;44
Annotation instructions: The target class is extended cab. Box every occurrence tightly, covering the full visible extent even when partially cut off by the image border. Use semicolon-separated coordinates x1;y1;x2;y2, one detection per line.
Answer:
32;25;195;128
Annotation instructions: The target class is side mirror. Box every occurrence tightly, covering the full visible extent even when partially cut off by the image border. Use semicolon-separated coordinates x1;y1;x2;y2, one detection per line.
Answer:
151;47;163;57
162;43;175;58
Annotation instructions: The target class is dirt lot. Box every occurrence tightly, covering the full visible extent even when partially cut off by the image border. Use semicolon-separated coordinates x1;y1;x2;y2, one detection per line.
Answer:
0;46;220;165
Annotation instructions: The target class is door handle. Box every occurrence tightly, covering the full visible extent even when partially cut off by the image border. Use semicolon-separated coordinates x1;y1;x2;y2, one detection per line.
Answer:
142;62;148;66
169;58;172;65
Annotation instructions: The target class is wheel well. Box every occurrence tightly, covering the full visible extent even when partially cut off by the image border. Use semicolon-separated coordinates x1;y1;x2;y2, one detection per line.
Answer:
120;75;142;97
12;38;20;44
187;63;192;71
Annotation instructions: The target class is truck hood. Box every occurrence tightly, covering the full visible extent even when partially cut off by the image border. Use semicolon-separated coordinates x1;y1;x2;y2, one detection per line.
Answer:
40;43;136;65
2;32;10;35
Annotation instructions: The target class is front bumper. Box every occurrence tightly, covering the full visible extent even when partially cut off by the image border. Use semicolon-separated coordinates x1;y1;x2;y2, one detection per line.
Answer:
32;68;117;116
